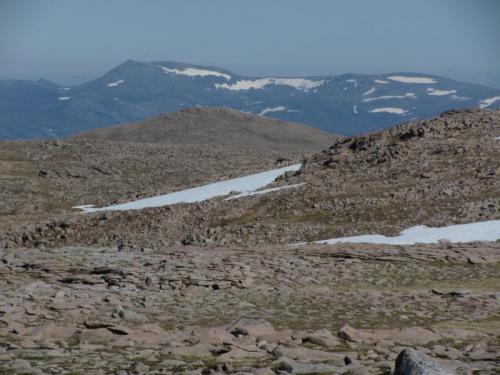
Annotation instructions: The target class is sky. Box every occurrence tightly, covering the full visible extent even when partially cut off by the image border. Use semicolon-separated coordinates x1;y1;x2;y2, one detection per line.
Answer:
1;0;500;88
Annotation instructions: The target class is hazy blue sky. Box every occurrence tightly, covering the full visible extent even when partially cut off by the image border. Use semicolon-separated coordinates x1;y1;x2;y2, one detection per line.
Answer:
1;0;499;87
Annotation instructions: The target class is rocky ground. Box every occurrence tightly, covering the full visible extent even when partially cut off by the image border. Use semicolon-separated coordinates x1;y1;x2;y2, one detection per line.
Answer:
0;107;336;226
1;109;499;374
3;109;498;250
1;242;499;374
0;140;288;221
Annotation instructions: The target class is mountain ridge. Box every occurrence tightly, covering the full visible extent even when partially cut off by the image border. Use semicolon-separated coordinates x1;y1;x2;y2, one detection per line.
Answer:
1;59;500;139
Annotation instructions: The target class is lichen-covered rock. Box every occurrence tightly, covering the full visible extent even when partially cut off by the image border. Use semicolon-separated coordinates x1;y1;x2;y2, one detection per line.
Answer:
394;348;453;375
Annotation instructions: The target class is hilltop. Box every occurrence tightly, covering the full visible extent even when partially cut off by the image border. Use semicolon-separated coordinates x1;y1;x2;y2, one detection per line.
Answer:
0;107;336;220
72;107;338;152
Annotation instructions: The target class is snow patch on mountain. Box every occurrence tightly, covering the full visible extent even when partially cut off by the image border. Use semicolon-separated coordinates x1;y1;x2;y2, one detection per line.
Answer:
75;164;302;212
216;78;272;91
107;79;125;87
353;105;358;114
58;97;71;101
216;78;324;92
160;66;231;81
388;76;437;84
275;78;325;91
451;94;470;100
363;88;376;96
370;107;408;115
363;93;416;103
226;183;306;200
374;79;389;84
343;79;359;87
313;220;500;245
73;205;96;210
259;106;286;116
479;96;500;109
427;88;457;96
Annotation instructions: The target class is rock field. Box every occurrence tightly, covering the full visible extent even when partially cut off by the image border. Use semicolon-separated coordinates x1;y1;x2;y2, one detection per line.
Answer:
1;243;498;374
1;109;499;374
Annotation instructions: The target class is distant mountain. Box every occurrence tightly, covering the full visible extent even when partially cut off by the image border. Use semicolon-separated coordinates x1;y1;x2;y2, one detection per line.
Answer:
72;107;339;152
1;59;500;139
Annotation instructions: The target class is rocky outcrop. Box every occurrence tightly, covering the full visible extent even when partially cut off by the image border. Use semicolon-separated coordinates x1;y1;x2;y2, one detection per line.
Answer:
394;348;453;375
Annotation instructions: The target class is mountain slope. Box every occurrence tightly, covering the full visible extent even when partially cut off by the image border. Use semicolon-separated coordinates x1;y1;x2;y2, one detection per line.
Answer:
10;109;498;249
1;60;500;139
0;107;334;220
73;107;339;152
2;109;499;375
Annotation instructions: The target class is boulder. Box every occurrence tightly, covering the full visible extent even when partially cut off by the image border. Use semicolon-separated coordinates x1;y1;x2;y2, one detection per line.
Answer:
394;348;453;375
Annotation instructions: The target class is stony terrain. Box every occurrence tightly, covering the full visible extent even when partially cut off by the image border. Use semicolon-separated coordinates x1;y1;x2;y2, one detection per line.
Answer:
73;107;337;152
3;109;498;250
1;242;498;374
0;108;336;226
1;109;499;374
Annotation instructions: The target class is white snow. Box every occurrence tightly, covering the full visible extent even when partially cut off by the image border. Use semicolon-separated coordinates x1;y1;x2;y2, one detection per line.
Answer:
370;107;408;115
73;205;96;210
274;78;324;91
160;66;231;81
353;105;358;114
75;164;302;212
495;136;500;141
58;87;71;91
226;183;306;200
427;88;457;96
451;94;469;100
216;78;273;91
216;78;324;92
58;96;71;101
375;79;389;84
363;88;376;96
107;79;125;87
259;106;286;116
342;79;358;88
479;96;500;109
388;76;437;84
363;93;416;102
312;220;500;245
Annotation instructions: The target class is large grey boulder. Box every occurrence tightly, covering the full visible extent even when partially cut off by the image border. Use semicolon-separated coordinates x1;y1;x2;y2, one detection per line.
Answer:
394;348;454;375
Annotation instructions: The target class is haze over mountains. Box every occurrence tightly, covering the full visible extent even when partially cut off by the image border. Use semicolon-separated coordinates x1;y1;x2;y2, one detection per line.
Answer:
2;59;500;139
